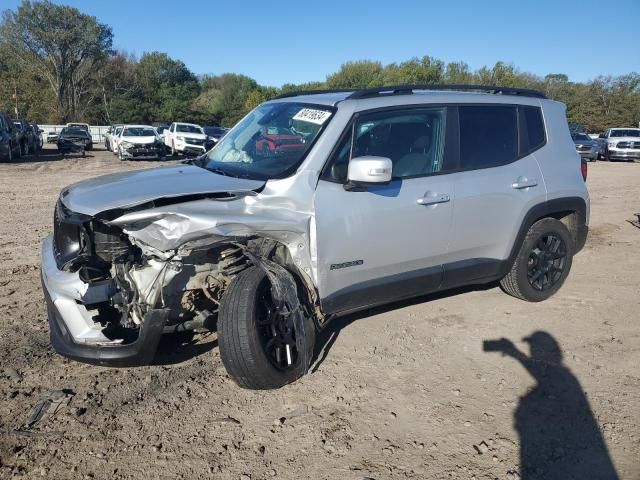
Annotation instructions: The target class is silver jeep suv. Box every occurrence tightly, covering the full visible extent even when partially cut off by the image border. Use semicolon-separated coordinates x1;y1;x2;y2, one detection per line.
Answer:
41;85;589;389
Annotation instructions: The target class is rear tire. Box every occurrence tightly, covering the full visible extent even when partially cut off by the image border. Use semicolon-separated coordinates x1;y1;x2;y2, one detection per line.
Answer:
500;218;573;302
218;266;315;389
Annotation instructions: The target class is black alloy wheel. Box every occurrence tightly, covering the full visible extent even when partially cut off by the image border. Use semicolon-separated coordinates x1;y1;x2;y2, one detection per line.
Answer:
256;284;299;371
527;233;567;291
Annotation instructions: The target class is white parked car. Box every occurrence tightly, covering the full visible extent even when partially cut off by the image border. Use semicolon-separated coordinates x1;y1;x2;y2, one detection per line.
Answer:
164;122;207;156
116;125;166;161
110;125;124;153
103;124;122;151
597;128;640;161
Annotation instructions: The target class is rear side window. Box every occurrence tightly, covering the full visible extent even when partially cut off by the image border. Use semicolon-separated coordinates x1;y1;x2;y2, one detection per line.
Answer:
521;106;546;154
459;106;518;170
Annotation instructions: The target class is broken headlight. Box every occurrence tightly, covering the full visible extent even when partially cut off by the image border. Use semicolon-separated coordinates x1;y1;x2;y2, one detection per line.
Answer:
53;200;91;271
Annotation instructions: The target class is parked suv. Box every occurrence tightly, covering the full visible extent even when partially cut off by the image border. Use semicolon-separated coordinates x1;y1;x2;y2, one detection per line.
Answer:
597;128;640;161
41;85;589;389
12;119;36;156
0;112;21;162
163;122;208;155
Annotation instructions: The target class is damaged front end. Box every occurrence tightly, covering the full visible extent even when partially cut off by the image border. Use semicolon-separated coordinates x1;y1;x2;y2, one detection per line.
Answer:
41;185;318;367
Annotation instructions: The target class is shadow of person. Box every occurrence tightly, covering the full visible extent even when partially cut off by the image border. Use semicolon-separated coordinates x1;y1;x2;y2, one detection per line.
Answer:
484;331;619;480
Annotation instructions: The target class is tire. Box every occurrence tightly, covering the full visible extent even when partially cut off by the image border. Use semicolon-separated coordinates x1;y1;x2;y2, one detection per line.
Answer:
1;145;12;163
118;147;124;161
500;218;573;302
218;266;315;389
170;141;176;156
15;143;22;159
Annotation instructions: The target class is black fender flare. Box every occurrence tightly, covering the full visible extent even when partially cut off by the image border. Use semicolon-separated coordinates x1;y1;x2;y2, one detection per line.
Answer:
503;196;588;276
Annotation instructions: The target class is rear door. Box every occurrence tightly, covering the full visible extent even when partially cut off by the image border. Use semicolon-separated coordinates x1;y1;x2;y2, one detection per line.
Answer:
314;106;456;314
443;104;548;287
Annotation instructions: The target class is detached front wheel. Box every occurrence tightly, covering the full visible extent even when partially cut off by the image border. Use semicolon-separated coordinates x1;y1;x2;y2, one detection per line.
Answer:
218;266;315;389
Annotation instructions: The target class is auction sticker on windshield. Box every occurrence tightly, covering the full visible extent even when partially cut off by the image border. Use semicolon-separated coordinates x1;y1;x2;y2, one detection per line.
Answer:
292;108;332;125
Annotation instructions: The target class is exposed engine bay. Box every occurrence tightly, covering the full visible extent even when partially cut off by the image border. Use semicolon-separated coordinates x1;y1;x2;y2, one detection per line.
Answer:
51;193;321;346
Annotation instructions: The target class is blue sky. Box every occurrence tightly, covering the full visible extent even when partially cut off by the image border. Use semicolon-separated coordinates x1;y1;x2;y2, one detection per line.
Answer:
3;0;639;86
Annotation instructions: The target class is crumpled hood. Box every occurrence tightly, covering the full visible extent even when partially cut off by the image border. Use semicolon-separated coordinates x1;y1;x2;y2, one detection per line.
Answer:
60;164;265;216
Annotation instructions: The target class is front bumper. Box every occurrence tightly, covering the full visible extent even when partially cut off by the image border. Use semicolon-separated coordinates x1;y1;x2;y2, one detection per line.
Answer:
608;149;640;160
121;144;165;159
41;235;166;366
176;141;206;155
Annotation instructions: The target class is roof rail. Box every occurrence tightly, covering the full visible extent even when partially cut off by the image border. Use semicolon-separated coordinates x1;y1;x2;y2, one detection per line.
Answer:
273;88;358;99
347;84;547;100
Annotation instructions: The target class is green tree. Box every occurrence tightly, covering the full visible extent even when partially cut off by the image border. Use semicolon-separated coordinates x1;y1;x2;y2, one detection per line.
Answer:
136;52;200;123
196;73;259;126
0;0;113;122
326;60;384;88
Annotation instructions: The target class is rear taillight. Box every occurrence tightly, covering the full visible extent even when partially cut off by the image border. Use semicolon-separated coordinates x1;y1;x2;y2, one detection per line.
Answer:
581;158;587;181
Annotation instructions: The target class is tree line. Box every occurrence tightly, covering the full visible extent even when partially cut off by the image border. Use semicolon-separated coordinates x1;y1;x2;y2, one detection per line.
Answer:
1;1;638;133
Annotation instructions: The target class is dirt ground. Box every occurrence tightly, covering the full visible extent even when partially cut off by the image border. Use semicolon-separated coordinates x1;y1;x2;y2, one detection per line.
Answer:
0;145;638;480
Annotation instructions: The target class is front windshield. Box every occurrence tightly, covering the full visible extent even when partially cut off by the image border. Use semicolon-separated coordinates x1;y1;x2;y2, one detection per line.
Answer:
201;102;334;180
204;126;227;136
123;127;156;137
572;133;590;141
63;128;87;136
610;129;640;137
115;127;123;135
176;124;203;134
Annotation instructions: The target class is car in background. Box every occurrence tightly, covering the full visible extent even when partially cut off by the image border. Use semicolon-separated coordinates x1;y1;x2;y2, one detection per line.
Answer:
597;128;640;161
47;131;59;143
203;126;229;145
104;124;122;151
255;126;305;156
571;132;598;161
32;122;43;151
0;112;22;162
116;125;166;161
163;122;208;156
110;125;124;153
153;123;169;138
66;122;90;132
57;127;92;155
12;119;36;156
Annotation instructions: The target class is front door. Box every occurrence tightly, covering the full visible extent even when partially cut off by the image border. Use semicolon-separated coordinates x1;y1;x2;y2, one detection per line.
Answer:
314;106;455;314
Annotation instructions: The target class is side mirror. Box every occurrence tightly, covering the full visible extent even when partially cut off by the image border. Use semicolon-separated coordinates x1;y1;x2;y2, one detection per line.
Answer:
346;156;392;187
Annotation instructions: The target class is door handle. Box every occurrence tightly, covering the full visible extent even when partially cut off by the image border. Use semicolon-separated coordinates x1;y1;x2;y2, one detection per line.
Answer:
417;192;450;206
512;176;538;189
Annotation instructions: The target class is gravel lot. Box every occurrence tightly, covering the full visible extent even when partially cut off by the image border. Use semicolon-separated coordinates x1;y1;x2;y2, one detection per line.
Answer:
1;146;639;479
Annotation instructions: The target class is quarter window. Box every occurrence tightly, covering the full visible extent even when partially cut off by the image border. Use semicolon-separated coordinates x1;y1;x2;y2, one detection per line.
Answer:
323;108;447;182
522;106;546;153
459;106;518;169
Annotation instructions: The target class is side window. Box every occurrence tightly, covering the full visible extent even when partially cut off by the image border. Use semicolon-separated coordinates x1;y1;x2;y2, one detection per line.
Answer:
459;106;518;169
323;108;447;182
520;106;546;154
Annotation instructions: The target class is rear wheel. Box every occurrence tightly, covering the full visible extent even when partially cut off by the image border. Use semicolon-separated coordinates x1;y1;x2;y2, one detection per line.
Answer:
1;145;12;163
500;218;573;302
218;266;315;389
